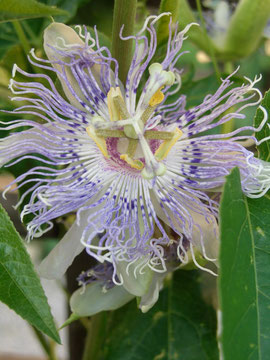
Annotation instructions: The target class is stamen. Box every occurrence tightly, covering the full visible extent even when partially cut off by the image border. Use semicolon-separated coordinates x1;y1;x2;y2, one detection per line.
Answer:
91;115;106;127
141;87;164;124
96;129;126;138
107;87;127;121
149;87;164;107
145;130;174;140
86;125;109;158
138;131;166;179
141;63;174;125
155;128;182;161
107;87;140;139
113;94;130;119
120;154;144;170
141;106;156;124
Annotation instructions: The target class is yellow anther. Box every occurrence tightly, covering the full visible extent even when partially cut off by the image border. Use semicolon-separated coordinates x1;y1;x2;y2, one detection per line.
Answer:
96;129;126;138
120;154;144;170
107;87;124;121
149;87;164;107
145;130;174;140
86;125;109;158
155;128;182;161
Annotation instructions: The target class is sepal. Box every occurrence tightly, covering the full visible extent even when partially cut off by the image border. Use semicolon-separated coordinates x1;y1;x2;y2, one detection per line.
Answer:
116;259;154;297
70;281;134;317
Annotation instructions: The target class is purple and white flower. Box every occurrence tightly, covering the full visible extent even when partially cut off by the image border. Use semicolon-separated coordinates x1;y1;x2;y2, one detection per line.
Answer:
1;14;270;314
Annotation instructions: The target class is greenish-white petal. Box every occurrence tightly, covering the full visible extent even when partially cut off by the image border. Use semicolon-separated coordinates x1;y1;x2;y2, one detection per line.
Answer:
43;22;99;110
116;258;154;297
139;272;167;313
70;281;134;317
38;205;97;279
191;208;219;261
38;219;85;279
151;192;219;263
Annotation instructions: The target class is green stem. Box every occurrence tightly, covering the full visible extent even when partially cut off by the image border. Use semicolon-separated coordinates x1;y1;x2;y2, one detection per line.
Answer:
112;0;137;84
82;313;107;360
12;20;31;55
32;326;58;360
195;0;221;81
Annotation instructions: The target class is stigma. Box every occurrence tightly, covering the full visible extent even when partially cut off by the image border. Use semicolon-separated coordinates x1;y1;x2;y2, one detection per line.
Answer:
86;63;182;179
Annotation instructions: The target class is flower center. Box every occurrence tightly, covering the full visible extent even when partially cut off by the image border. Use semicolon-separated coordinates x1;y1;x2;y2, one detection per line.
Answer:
86;63;182;179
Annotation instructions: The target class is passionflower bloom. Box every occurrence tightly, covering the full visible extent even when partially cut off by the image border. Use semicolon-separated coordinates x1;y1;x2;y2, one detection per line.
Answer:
1;14;270;315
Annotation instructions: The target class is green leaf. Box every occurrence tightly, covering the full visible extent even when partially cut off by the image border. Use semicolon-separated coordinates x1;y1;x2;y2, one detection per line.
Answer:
0;204;60;343
219;167;270;360
104;270;218;360
0;0;68;23
254;89;270;162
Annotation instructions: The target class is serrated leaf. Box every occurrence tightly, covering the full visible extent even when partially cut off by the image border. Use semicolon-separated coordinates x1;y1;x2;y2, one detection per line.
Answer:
0;0;68;23
254;89;270;162
219;167;270;360
0;204;60;343
104;270;218;360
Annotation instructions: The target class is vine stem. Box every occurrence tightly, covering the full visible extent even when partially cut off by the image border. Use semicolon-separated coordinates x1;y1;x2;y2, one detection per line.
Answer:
12;20;31;55
111;0;137;84
82;313;108;360
32;326;58;360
